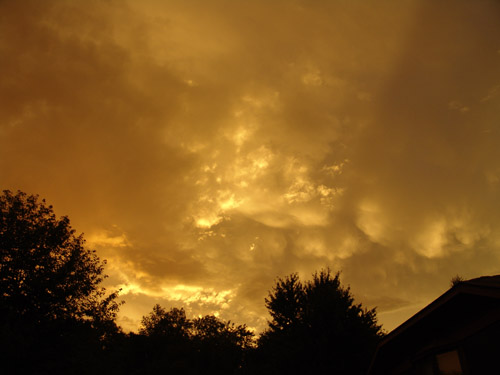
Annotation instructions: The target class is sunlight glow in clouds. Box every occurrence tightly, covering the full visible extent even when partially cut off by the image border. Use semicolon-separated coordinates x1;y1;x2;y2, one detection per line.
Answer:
1;0;500;333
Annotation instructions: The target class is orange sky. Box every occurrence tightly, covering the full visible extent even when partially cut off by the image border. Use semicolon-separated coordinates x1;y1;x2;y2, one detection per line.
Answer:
1;0;500;333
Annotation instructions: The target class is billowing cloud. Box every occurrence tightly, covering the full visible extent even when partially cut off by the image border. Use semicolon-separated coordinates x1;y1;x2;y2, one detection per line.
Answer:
1;0;500;332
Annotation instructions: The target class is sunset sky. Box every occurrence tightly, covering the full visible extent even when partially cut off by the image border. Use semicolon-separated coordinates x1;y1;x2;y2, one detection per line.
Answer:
2;0;500;333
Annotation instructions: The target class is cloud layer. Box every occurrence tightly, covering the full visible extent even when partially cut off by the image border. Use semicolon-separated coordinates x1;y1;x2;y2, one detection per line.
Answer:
2;0;500;332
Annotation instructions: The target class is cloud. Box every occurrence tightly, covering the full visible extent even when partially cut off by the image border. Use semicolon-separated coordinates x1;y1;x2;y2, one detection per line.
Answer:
1;0;500;332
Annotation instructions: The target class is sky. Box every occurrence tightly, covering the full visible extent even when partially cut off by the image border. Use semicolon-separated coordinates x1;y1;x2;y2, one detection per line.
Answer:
1;0;500;333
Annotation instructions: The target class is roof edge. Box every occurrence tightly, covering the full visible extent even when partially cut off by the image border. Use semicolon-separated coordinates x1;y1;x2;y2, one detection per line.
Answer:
378;275;500;347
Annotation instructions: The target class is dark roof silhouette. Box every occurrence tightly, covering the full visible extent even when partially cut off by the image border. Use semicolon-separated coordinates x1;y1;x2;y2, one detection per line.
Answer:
368;275;500;375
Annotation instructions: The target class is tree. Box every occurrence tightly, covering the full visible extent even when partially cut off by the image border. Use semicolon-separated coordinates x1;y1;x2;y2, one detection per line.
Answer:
192;315;254;350
136;304;255;374
265;273;305;333
0;190;120;326
0;190;121;374
256;269;383;375
192;315;255;374
139;304;192;339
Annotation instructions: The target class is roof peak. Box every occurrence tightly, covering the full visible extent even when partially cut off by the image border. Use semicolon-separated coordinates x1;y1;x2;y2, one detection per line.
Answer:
464;275;500;288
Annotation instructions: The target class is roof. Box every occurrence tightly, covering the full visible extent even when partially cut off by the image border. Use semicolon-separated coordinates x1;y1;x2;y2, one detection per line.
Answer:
368;275;500;375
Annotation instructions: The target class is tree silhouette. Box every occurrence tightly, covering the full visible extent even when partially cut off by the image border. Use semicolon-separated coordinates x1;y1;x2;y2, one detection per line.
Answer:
192;314;254;349
0;190;120;325
265;273;305;332
192;315;255;374
0;190;121;374
135;304;254;374
140;304;192;339
256;269;383;375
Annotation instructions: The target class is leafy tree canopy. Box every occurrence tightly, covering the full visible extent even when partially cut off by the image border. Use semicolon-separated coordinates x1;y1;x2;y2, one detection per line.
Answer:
137;304;255;374
258;269;383;375
139;304;254;348
0;190;120;328
192;314;254;349
140;304;192;339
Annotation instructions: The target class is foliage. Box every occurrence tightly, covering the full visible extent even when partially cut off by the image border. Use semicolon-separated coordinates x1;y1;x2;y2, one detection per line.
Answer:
0;190;121;374
192;314;254;349
133;304;255;374
450;274;466;287
0;189;387;374
0;190;120;326
140;304;192;339
256;269;384;375
265;273;305;332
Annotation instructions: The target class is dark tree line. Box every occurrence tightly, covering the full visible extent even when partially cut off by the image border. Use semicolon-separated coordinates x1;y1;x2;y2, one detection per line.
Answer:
1;190;383;374
111;305;254;374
